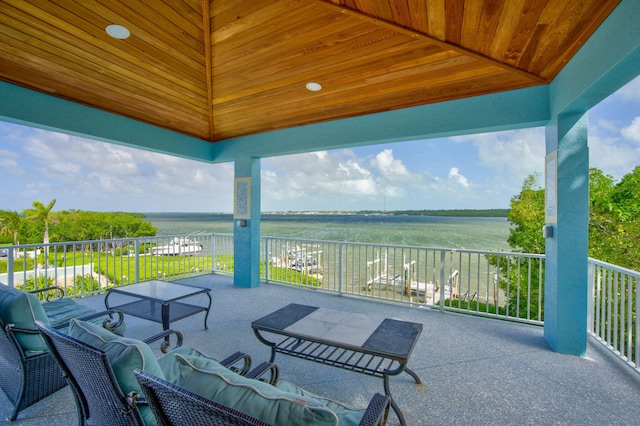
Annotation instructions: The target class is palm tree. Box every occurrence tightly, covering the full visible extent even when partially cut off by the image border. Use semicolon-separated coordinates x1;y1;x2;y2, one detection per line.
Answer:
24;199;57;266
0;210;21;245
25;199;57;245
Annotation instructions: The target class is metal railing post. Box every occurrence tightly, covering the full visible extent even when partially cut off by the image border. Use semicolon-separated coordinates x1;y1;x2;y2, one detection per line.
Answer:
210;235;216;272
439;250;446;312
264;237;270;282
7;247;14;287
338;244;344;295
134;239;140;283
587;260;595;334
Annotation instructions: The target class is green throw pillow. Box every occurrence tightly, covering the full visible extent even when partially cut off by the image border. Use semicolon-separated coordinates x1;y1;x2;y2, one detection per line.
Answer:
101;336;166;395
276;381;366;426
67;318;164;425
67;318;120;348
102;336;165;426
0;285;49;353
175;354;339;426
157;346;210;385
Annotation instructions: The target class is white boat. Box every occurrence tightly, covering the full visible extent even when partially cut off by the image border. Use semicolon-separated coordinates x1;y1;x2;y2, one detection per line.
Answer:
151;237;203;256
270;244;323;274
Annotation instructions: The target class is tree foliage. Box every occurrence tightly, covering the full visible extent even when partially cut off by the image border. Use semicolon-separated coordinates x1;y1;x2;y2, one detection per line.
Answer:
506;174;545;254
588;166;640;269
495;167;640;321
24;199;57;245
506;167;640;270
0;204;157;245
51;210;157;242
0;210;21;245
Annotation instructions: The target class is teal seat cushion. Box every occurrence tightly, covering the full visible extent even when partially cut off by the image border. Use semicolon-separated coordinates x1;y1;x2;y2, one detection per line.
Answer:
0;284;49;352
175;354;342;426
47;299;126;334
42;298;96;326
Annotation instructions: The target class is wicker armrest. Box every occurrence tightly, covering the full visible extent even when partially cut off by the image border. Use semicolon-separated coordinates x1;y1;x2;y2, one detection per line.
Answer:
245;361;280;385
30;286;65;301
143;330;184;353
53;309;126;333
219;351;253;376
359;393;391;426
4;323;40;335
3;324;42;359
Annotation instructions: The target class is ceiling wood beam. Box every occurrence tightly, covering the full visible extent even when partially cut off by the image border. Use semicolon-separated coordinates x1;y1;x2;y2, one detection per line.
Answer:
202;0;214;141
316;0;547;85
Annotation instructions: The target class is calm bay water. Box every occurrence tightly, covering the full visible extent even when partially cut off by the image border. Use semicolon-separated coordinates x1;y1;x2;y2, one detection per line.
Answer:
144;213;511;251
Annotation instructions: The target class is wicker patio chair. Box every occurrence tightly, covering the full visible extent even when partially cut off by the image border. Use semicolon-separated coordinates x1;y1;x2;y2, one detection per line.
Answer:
0;316;67;422
35;320;255;425
0;285;124;422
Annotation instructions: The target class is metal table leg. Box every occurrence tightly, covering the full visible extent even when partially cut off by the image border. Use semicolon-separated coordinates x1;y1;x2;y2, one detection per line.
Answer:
253;329;278;363
202;291;212;329
383;364;422;426
383;374;407;426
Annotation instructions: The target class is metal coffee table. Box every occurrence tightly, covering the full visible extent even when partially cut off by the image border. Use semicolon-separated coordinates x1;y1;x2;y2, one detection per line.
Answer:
251;303;422;425
105;280;212;331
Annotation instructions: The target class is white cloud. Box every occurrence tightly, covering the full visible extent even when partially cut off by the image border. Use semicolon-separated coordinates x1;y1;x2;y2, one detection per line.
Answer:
612;75;640;103
0;148;21;176
620;116;640;142
260;147;489;211
262;151;378;209
454;128;545;180
0;122;234;212
448;167;470;188
371;149;410;181
589;118;640;179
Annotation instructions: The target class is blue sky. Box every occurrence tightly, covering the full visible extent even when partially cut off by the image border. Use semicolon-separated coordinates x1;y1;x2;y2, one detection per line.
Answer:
1;76;640;213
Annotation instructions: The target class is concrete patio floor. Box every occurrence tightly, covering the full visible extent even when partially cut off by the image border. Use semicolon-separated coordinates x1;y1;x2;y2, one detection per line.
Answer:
3;273;640;425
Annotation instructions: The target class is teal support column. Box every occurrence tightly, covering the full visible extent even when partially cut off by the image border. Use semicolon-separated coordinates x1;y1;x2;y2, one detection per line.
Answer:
233;157;261;288
543;112;589;356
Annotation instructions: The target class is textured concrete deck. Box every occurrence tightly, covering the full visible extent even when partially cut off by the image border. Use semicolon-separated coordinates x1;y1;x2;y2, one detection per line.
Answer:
3;273;640;425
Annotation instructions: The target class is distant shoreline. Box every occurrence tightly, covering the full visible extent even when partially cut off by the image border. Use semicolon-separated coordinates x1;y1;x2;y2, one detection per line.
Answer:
270;209;509;218
143;209;509;218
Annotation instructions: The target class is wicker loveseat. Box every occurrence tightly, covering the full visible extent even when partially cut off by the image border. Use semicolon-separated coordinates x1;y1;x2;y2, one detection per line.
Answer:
134;367;391;426
0;284;124;421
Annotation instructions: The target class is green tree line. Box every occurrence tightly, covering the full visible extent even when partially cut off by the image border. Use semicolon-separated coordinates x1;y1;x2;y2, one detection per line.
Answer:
495;166;640;321
0;199;157;246
356;209;509;217
508;167;640;270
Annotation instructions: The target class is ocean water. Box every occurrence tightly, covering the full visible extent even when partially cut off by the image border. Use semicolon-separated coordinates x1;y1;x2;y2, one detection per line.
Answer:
144;213;511;251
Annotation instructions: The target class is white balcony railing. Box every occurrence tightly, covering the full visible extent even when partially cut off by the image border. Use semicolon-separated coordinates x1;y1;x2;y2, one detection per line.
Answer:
0;234;224;295
588;258;640;371
2;233;639;372
262;236;545;325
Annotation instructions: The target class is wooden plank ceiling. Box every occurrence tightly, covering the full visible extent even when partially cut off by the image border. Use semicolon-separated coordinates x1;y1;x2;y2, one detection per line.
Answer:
0;0;620;143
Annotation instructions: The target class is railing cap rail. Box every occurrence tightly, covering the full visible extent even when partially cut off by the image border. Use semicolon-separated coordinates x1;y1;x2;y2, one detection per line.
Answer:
589;257;640;277
262;235;545;258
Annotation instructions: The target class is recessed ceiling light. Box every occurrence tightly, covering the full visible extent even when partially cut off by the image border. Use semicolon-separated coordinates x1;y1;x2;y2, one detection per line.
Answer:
306;82;322;92
106;24;130;39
